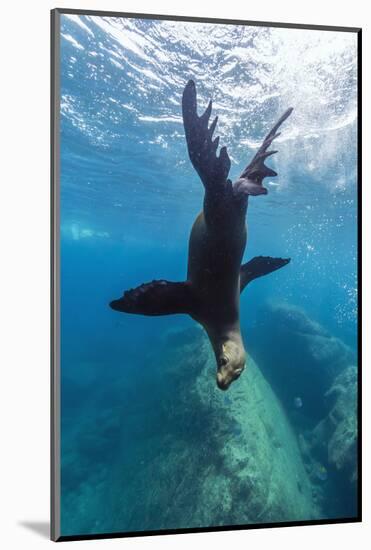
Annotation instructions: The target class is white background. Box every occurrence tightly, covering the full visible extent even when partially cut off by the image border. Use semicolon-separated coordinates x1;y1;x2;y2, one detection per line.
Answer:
0;0;369;548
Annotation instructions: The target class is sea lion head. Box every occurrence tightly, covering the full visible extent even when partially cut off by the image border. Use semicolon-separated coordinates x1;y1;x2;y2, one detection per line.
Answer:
216;340;246;391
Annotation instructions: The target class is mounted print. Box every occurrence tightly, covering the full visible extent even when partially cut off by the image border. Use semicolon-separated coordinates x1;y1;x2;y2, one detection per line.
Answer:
51;9;361;542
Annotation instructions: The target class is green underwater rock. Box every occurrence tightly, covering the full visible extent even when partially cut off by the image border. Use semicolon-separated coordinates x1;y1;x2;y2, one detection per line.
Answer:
91;327;319;533
246;302;356;423
61;318;359;536
309;366;358;483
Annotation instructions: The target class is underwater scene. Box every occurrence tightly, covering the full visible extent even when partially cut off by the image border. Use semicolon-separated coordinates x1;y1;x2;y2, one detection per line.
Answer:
58;13;358;537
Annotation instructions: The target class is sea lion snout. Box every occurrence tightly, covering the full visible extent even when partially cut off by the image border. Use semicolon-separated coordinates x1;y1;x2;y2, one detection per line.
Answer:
216;341;246;391
216;363;245;390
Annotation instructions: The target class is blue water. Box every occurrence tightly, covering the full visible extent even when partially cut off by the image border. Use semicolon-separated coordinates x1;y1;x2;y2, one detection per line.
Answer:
59;14;358;537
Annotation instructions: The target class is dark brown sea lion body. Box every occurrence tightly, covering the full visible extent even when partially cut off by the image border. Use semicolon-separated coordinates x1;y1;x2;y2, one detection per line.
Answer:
187;209;245;326
187;206;247;389
110;80;292;390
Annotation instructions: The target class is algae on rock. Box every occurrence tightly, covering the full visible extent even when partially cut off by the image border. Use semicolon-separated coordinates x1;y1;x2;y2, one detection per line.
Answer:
61;309;358;536
96;327;318;532
246;302;356;423
309;366;358;482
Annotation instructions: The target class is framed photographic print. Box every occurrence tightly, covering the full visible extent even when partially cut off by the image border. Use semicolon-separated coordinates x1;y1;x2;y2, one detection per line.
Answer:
51;8;361;542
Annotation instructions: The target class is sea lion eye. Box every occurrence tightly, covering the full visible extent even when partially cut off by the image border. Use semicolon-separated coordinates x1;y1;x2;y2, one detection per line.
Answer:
220;357;228;367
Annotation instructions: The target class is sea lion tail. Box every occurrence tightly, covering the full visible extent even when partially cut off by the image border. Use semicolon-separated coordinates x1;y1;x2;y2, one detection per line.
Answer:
240;256;290;292
182;79;231;189
233;107;293;198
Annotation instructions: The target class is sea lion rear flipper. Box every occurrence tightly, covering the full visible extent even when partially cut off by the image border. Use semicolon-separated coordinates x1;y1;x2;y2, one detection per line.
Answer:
240;256;290;292
110;280;194;316
182;80;231;190
233;108;293;198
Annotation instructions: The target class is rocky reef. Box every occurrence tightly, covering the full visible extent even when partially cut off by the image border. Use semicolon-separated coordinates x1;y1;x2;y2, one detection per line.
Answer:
299;365;358;518
246;301;358;519
61;305;358;536
62;326;318;535
309;366;357;482
246;302;356;423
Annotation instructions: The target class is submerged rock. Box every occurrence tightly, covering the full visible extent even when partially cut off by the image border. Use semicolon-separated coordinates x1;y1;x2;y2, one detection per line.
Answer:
61;315;358;536
296;366;358;519
246;302;355;423
310;366;357;482
86;329;318;534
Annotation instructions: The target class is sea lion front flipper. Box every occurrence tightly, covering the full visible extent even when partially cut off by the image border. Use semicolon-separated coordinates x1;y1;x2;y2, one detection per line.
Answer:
240;256;290;292
110;280;194;316
233;108;293;198
182;80;231;190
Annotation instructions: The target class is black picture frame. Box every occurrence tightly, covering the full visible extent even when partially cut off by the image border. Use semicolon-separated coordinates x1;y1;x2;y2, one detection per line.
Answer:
51;8;362;542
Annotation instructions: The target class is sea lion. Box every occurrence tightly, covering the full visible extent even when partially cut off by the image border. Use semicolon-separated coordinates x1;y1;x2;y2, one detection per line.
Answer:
110;80;292;390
